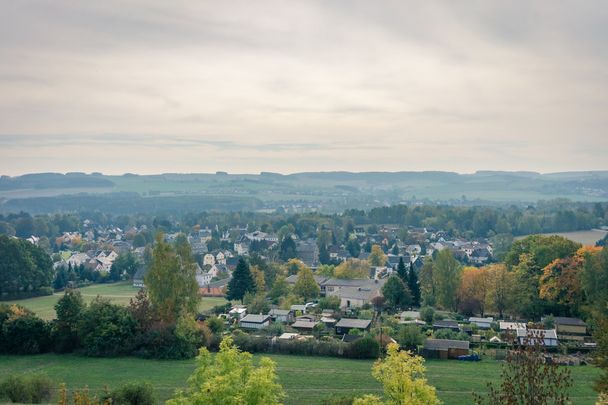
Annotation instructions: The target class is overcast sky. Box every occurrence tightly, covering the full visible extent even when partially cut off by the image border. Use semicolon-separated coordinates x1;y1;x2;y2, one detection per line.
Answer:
1;1;607;176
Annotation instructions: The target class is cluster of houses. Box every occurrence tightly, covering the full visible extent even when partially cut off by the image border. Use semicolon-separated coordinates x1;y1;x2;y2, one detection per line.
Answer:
406;313;595;360
223;303;373;342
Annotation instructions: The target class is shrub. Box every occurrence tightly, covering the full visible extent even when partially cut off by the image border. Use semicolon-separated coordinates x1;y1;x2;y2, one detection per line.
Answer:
78;297;137;357
419;306;435;324
108;382;155;405
397;325;424;350
205;316;225;334
1;313;51;354
0;373;52;404
346;335;380;359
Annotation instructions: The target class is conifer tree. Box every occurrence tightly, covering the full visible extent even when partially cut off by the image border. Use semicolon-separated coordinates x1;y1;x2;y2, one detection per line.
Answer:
226;258;256;303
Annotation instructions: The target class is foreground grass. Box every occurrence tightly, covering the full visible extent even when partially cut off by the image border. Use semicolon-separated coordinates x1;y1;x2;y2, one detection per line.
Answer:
4;282;227;320
0;354;600;405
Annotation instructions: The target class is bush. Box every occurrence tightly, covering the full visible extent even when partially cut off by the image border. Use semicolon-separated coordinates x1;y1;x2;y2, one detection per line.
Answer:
398;325;424;350
0;373;52;403
205;316;225;334
1;314;51;354
321;395;356;405
420;306;435;324
134;321;206;360
346;335;380;359
78;297;137;357
108;382;155;405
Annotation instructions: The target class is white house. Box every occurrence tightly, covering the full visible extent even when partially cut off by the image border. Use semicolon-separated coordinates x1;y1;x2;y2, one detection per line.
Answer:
216;252;226;265
203;254;216;266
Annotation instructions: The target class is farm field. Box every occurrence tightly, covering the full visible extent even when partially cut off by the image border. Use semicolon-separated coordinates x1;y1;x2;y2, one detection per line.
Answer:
0;353;600;405
517;229;608;246
4;282;227;320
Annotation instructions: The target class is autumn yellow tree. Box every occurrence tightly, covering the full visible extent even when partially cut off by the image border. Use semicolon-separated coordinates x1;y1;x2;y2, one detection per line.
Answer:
369;245;388;267
457;267;489;316
250;265;266;294
485;264;516;319
334;259;370;279
354;343;441;405
540;246;601;313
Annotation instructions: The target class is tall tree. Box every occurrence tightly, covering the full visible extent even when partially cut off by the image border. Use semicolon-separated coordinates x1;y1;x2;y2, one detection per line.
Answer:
457;267;489;316
319;244;331;265
369;245;387;267
293;266;320;302
484;264;516;319
381;275;411;310
432;250;461;311
279;235;297;262
145;233;199;323
226;258;256;303
397;257;407;283
418;259;435;306
408;263;421;307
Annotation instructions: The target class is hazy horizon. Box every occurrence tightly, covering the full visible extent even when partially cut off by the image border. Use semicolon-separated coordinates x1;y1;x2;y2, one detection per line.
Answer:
1;1;607;175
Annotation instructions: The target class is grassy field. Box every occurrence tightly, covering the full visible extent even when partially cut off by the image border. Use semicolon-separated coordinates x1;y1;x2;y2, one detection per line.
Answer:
0;354;600;404
4;282;227;320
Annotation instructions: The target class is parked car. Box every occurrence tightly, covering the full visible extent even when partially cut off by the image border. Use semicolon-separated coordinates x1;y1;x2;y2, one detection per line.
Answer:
458;353;480;361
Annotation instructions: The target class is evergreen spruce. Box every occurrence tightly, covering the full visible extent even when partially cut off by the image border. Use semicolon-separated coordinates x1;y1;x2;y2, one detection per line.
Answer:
226;257;256;303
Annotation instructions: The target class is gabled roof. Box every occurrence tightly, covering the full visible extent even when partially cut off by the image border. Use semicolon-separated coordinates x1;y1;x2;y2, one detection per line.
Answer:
423;339;469;350
553;317;586;327
292;320;319;329
335;318;371;329
240;314;270;324
268;309;292;316
433;320;459;329
469;317;493;323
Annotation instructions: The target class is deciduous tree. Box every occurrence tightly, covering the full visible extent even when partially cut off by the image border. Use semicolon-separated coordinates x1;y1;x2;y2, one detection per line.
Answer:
145;233;199;323
293;266;320;302
432;250;461;311
167;336;285;405
369;245;387;267
354;342;440;405
334;259;370;279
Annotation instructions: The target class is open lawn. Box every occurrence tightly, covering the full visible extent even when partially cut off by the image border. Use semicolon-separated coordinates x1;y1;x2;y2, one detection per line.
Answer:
4;282;227;320
0;354;600;404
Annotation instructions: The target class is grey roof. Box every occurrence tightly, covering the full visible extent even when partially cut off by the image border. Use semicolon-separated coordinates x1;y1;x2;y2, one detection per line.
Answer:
424;339;470;350
286;274;328;284
269;309;291;316
335;286;380;300
433;320;459;328
322;278;385;288
240;314;271;324
335;318;372;329
469;317;493;323
292;320;318;329
208;277;231;288
553;317;586;327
